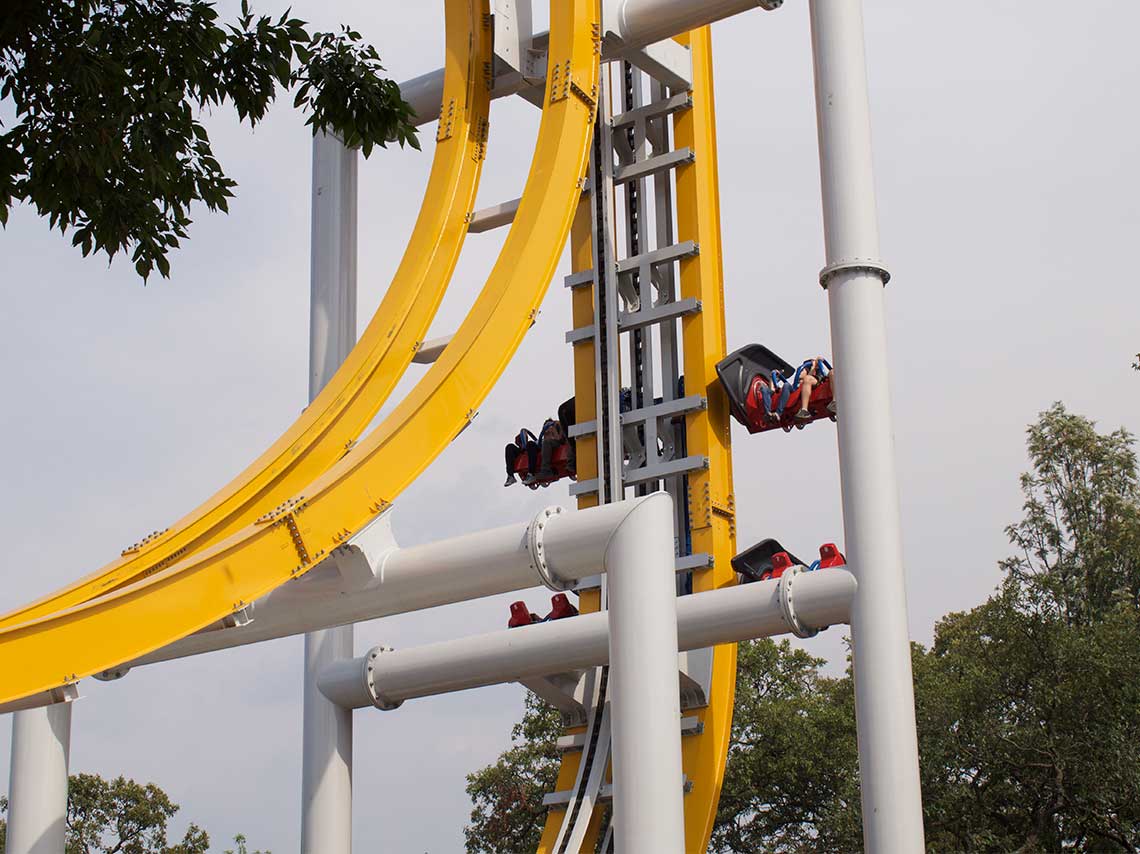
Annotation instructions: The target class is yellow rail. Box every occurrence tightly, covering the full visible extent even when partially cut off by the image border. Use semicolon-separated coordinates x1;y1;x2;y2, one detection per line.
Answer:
0;0;601;706
0;0;491;629
537;27;737;853
673;28;739;852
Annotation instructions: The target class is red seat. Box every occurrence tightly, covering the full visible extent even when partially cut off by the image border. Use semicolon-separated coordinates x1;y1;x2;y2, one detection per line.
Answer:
758;551;795;582
741;374;835;435
817;543;846;568
513;441;576;489
508;601;540;628
546;593;578;621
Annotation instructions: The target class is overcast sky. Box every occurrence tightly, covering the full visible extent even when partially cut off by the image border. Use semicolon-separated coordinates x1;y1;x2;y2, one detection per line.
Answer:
3;1;1140;851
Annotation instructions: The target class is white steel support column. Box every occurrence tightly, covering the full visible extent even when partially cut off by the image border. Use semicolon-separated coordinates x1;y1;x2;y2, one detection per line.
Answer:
6;705;72;854
606;492;685;853
302;131;357;854
809;1;925;851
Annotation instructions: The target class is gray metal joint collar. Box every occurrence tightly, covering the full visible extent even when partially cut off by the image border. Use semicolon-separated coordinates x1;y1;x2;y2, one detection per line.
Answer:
818;258;891;289
366;647;404;711
778;566;819;639
529;506;573;591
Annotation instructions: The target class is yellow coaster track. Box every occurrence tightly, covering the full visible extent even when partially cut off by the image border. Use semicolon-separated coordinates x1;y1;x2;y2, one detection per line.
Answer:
0;0;491;630
0;0;601;707
674;29;739;852
537;27;737;853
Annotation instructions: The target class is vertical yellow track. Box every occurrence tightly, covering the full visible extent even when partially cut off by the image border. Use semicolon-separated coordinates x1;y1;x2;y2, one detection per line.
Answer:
537;27;736;853
674;28;739;853
0;0;601;706
535;193;598;854
0;0;491;629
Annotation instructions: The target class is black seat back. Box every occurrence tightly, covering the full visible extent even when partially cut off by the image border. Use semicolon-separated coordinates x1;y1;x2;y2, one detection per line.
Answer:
731;537;807;582
716;344;796;426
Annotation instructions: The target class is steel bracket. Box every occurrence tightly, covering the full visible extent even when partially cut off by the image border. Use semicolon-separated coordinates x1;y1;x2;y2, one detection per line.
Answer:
778;566;820;639
528;506;572;591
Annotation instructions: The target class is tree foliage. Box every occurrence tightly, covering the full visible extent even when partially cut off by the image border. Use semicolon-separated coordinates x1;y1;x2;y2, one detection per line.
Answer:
224;832;270;854
711;639;860;852
918;592;1140;851
0;0;418;281
464;403;1140;853
463;692;564;854
916;403;1140;851
64;772;209;853
1002;402;1140;623
0;776;275;854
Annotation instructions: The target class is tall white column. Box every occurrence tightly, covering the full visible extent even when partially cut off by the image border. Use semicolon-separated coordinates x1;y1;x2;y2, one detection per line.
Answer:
301;131;357;854
6;704;72;854
809;1;925;851
606;493;685;853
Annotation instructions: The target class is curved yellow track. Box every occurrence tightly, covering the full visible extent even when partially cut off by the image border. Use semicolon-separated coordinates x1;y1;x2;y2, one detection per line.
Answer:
0;0;491;630
537;27;737;853
0;0;601;707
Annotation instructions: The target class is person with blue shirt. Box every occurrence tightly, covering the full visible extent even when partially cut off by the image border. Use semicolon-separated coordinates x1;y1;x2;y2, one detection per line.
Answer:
749;356;835;423
776;356;834;420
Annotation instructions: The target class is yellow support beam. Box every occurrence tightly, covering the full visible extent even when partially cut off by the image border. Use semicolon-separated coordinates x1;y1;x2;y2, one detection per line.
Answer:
0;0;492;629
537;26;737;853
0;0;601;707
673;27;739;854
535;186;597;854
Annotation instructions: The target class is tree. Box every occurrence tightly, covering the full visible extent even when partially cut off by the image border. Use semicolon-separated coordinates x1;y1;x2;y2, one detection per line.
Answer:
915;404;1140;852
917;591;1140;851
1002;402;1140;624
2;774;209;853
1;0;419;280
465;404;1140;853
225;832;270;854
461;642;863;854
711;640;860;853
463;692;564;854
64;772;209;853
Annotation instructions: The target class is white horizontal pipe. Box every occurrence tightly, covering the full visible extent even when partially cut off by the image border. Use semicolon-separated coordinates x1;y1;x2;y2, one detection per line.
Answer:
320;568;856;710
399;0;778;124
614;0;780;48
399;68;450;127
133;498;662;667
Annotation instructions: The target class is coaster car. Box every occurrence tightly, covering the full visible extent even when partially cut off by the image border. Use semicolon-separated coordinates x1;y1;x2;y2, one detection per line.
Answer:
732;538;847;583
716;344;835;434
513;441;576;489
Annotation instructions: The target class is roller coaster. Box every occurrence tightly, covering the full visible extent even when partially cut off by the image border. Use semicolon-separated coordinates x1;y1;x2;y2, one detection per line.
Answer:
2;2;926;852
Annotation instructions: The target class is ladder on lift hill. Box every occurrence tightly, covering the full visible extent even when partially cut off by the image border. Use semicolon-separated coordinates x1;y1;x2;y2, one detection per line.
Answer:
538;55;719;851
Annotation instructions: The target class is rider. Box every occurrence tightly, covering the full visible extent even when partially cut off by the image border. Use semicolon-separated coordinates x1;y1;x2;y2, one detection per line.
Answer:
557;396;576;472
533;416;563;482
753;372;787;423
504;427;539;487
772;356;834;420
784;355;839;417
536;398;576;479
